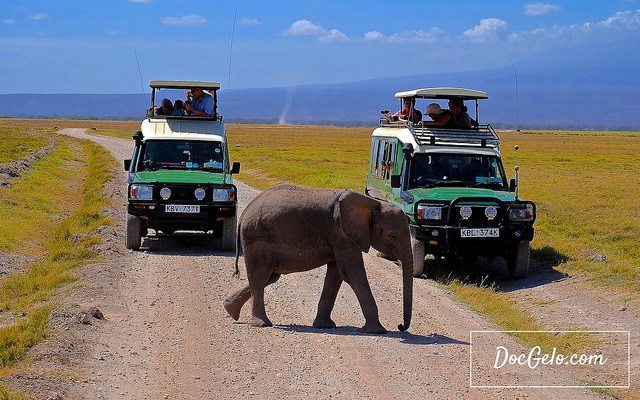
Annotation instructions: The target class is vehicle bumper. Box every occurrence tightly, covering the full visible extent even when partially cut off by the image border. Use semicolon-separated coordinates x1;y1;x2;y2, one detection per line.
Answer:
410;224;534;256
128;201;236;232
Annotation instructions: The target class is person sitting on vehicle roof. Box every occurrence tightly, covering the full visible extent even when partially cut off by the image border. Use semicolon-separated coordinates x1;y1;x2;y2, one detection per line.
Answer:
156;98;175;116
185;88;214;117
422;103;457;128
384;98;422;124
448;98;478;129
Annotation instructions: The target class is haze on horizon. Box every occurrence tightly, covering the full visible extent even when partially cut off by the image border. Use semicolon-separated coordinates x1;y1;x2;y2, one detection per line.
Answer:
1;0;639;94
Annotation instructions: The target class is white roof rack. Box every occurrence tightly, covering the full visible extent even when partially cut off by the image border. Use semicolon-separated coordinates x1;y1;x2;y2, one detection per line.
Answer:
395;87;488;100
149;80;221;90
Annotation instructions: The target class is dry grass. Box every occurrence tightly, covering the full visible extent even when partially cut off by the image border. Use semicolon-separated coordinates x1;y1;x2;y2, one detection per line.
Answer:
0;124;114;376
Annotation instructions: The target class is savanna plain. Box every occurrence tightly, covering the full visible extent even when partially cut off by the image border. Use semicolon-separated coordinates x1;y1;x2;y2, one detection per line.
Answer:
0;118;639;399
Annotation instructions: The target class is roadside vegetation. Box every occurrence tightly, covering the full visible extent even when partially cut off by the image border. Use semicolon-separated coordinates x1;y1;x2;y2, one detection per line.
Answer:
0;123;48;164
0;125;113;385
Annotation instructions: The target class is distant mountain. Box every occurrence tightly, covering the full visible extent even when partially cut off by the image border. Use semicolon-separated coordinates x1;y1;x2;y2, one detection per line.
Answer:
2;63;639;130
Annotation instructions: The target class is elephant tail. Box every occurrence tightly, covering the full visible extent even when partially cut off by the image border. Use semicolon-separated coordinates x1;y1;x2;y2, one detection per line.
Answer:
233;217;241;279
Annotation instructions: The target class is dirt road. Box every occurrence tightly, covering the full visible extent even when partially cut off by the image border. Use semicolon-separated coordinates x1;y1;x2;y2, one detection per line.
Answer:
51;128;605;399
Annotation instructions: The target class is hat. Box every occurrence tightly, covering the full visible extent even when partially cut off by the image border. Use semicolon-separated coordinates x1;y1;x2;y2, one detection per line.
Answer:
426;103;445;115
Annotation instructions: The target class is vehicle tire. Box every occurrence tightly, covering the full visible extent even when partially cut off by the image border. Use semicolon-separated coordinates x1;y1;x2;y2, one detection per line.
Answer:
220;215;237;252
507;242;531;279
411;234;426;277
125;214;142;250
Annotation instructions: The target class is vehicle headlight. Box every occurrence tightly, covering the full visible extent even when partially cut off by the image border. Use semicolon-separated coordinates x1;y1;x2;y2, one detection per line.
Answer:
212;188;230;202
194;187;206;201
508;205;535;221
129;184;153;200
160;187;171;200
417;205;442;220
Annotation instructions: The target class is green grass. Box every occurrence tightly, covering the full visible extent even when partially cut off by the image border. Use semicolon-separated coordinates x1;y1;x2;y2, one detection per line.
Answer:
0;141;112;311
0;308;49;369
0;126;48;165
0;141;83;254
228;124;372;190
0;131;113;377
0;384;30;400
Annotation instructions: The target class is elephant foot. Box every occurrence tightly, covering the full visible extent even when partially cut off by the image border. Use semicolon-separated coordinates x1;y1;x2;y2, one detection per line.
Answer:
249;315;273;328
312;317;337;329
362;321;387;334
223;298;242;321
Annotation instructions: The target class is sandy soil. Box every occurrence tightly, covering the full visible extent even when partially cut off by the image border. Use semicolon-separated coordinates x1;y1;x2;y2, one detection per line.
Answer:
10;128;635;399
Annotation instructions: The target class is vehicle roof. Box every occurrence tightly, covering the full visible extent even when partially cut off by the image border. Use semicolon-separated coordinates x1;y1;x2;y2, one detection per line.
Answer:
394;87;488;100
141;118;225;142
372;127;501;157
149;80;221;90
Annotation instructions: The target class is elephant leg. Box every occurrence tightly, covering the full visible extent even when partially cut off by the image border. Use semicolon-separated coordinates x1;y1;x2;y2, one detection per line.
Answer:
224;273;280;321
313;262;342;329
223;286;251;321
245;251;279;327
337;253;386;334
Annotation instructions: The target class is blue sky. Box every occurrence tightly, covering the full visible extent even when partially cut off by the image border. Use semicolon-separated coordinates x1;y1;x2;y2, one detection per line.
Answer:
1;0;639;93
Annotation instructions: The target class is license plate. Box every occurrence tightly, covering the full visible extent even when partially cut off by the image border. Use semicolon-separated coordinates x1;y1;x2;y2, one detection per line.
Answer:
165;204;200;214
460;228;499;238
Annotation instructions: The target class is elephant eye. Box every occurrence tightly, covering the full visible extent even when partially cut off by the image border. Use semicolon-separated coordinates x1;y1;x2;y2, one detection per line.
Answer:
389;232;397;240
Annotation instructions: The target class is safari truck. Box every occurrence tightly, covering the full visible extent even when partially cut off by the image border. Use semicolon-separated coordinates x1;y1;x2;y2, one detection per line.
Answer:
366;88;536;279
124;80;240;251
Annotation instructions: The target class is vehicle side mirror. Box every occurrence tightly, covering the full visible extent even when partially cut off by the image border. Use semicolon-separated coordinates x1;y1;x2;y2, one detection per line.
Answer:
509;178;517;192
230;162;241;174
124;159;131;171
390;175;401;188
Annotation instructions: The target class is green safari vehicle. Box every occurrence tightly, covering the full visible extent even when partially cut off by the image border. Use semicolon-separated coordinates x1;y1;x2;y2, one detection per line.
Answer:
366;87;536;279
124;80;240;251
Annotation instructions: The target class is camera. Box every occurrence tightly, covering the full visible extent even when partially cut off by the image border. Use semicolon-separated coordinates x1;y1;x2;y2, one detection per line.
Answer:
380;109;390;114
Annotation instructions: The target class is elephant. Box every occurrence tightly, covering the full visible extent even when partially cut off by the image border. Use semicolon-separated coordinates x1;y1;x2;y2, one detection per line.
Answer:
223;184;413;334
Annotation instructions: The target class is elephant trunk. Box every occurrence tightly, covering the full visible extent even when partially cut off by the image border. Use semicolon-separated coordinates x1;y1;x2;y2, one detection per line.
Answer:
397;241;413;332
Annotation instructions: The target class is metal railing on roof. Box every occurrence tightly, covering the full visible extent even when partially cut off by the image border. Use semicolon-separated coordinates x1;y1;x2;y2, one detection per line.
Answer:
378;118;499;148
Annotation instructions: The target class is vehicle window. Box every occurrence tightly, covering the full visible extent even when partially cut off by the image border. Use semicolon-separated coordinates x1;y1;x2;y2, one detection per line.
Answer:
409;153;506;189
385;141;397;180
370;139;379;175
138;140;224;171
375;139;387;178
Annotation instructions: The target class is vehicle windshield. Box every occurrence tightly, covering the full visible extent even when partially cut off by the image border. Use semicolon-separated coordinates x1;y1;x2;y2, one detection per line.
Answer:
139;140;224;172
409;153;506;190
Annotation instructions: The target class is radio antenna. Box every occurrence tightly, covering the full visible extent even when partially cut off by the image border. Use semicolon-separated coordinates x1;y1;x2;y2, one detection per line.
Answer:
135;50;146;97
507;56;519;132
226;8;238;115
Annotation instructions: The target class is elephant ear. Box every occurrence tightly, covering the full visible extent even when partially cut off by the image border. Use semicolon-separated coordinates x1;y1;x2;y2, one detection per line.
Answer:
334;189;382;253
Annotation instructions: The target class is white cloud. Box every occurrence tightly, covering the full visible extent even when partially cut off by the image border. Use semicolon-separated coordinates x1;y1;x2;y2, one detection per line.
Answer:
363;31;385;41
162;15;207;26
363;28;448;43
284;19;348;42
463;18;509;42
285;19;327;36
388;28;448;43
524;3;562;16
28;13;48;21
319;29;348;42
130;0;154;3
2;19;15;25
239;17;261;26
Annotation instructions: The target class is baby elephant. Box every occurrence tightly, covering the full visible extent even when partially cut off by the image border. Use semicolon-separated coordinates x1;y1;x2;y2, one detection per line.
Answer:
223;185;413;333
